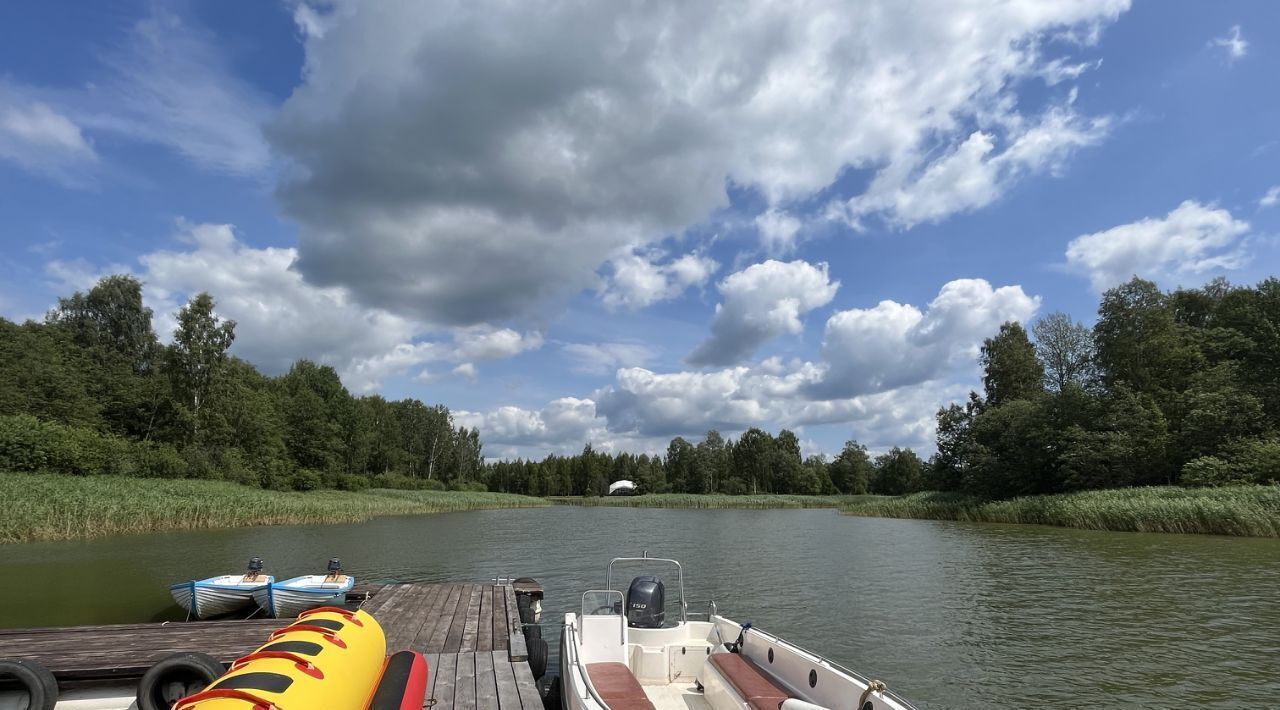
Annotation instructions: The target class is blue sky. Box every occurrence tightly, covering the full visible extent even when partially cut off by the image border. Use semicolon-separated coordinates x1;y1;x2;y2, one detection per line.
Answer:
2;0;1277;459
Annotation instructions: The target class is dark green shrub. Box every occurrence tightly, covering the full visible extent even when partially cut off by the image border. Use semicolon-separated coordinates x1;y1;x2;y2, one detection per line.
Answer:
291;468;323;491
336;473;370;491
447;479;488;492
133;441;189;478
0;415;49;471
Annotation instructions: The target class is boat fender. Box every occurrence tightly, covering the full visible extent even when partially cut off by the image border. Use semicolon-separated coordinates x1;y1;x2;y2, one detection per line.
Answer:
780;701;830;710
524;623;542;641
0;658;59;710
136;652;226;710
366;651;429;710
527;638;549;679
538;674;561;710
517;595;535;626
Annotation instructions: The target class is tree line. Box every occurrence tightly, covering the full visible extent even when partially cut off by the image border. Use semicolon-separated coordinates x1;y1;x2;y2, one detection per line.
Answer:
483;433;926;496
0;275;484;491
932;276;1280;497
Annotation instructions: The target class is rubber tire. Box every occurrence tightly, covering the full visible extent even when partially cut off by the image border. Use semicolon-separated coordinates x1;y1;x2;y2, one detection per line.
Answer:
540;673;562;710
0;659;59;710
518;595;535;625
136;652;226;710
524;624;542;641
527;638;549;680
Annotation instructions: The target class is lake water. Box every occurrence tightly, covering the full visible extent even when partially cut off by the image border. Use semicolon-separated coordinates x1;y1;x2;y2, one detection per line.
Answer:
4;507;1278;708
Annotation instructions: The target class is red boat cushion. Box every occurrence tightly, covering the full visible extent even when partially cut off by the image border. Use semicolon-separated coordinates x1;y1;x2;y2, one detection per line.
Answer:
708;653;792;710
586;662;655;710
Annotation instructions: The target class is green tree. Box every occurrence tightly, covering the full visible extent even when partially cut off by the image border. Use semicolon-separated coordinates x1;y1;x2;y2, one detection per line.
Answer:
1032;312;1096;392
981;322;1044;406
828;439;874;494
165;293;235;444
870;447;924;495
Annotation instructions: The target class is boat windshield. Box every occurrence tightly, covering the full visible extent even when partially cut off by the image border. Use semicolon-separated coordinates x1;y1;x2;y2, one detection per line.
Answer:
604;553;688;624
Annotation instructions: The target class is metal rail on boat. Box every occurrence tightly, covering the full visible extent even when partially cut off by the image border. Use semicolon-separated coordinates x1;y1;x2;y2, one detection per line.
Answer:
606;553;688;623
732;620;918;709
563;617;612;708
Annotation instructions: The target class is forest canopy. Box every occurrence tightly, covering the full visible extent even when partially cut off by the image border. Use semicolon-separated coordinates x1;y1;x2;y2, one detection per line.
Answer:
2;274;1278;497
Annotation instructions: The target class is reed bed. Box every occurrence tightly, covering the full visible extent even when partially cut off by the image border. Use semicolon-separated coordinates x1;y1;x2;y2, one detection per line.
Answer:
0;472;547;544
838;485;1280;537
549;493;884;509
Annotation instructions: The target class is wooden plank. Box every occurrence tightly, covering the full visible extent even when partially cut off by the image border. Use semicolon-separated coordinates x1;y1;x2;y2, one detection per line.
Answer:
423;584;464;651
443;584;475;653
505;585;528;662
511;658;543;709
422;653;440;700
476;583;494;652
491;651;522;710
409;583;454;653
453;651;477;710
359;582;406;616
383;584;442;652
474;650;499;710
459;585;484;652
491;585;508;652
430;652;458;709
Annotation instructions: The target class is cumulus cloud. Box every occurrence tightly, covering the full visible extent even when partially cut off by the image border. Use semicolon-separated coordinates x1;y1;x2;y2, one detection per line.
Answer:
452;363;478;382
1065;200;1252;291
0;85;97;183
1259;186;1279;209
272;0;1126;324
456;397;602;451
839;95;1110;229
602;250;718;310
46;221;541;393
1211;25;1248;62
688;260;839;367
808;279;1040;398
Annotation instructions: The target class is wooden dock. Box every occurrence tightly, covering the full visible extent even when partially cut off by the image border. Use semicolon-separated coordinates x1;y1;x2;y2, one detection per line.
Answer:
0;582;544;709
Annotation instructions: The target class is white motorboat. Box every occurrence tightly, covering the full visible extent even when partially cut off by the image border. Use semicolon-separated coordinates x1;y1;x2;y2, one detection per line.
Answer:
561;555;917;710
253;558;354;618
169;557;272;619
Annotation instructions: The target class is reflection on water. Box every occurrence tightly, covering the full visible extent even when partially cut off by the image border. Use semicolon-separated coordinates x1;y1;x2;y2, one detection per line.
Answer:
5;507;1279;708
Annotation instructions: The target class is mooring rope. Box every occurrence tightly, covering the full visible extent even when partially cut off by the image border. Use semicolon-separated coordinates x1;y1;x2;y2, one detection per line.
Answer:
857;679;887;709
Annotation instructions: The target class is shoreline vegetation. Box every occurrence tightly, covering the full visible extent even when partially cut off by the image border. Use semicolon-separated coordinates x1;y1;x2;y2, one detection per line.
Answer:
548;494;882;509
0;472;547;544
839;485;1280;537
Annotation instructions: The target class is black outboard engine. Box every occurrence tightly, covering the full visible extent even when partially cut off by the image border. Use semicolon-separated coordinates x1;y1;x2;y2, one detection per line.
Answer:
626;575;665;628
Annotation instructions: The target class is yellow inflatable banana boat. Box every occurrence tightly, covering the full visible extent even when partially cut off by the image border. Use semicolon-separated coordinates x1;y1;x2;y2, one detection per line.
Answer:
176;607;388;709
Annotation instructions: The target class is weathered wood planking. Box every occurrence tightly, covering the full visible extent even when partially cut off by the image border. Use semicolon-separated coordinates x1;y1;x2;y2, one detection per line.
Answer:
0;582;542;709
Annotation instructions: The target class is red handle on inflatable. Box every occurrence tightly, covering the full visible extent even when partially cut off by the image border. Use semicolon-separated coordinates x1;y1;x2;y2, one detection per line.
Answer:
174;688;277;710
298;606;364;627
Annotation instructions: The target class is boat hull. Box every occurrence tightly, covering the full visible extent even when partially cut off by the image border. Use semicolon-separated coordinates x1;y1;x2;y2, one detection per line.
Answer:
169;576;272;619
253;576;354;618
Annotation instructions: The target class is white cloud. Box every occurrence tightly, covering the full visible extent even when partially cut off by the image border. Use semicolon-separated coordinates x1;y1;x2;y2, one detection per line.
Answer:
46;221;542;393
1211;25;1248;62
839;96;1110;229
808;279;1040;398
456;397;603;451
72;10;274;175
273;0;1127;325
688;260;839;366
1065;200;1252;291
1037;57;1103;85
562;342;658;376
0;86;97;183
1259;186;1279;209
452;363;478;382
755;209;803;253
602;250;719;310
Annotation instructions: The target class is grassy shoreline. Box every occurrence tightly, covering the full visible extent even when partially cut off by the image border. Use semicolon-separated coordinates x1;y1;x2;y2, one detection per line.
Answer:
548;493;884;509
0;472;547;544
839;485;1280;537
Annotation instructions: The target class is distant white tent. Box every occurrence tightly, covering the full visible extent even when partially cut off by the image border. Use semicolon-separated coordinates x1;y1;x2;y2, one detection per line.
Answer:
608;480;638;496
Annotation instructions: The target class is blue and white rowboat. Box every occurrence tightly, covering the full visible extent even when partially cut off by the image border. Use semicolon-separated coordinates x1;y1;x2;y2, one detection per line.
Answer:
170;574;274;619
253;575;355;618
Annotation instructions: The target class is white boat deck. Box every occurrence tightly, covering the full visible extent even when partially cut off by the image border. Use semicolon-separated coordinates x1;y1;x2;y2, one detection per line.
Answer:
643;681;712;710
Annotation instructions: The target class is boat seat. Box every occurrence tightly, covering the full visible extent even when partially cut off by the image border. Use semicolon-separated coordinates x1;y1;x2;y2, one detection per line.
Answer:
586;662;656;710
707;653;792;710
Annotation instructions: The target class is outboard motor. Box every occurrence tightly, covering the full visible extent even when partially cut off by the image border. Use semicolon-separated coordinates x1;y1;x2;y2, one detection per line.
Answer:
626;575;665;628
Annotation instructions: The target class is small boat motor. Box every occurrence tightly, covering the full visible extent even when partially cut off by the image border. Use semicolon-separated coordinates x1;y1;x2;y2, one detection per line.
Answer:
327;557;342;578
626;575;665;628
246;557;263;574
